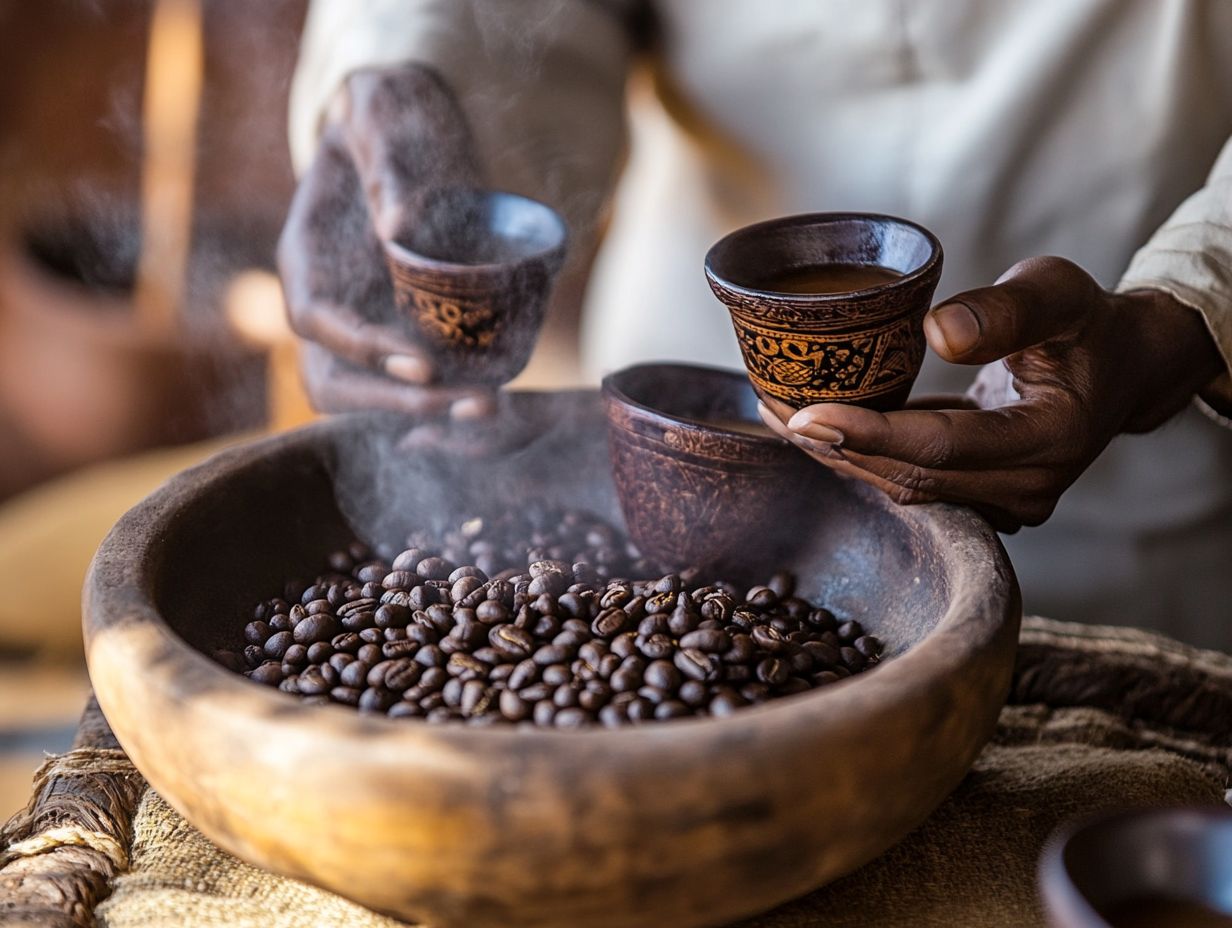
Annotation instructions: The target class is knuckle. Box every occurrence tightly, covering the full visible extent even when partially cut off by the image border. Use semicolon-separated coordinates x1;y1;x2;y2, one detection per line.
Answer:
889;463;938;496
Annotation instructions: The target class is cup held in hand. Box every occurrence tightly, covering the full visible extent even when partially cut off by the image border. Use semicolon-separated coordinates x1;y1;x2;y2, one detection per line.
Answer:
705;212;943;411
384;188;566;386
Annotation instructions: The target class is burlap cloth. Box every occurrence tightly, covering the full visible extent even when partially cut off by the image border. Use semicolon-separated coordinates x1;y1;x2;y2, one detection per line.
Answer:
4;617;1230;928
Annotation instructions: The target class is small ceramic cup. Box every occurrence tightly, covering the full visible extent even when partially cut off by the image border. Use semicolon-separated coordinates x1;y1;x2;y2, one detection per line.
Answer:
383;187;567;385
1038;806;1232;927
601;362;825;575
705;212;943;411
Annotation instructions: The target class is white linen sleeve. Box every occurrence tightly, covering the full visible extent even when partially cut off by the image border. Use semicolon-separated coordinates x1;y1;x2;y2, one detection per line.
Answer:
1118;135;1232;420
289;0;635;244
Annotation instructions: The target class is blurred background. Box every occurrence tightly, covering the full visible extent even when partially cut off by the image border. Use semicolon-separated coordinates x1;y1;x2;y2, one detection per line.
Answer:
0;0;313;816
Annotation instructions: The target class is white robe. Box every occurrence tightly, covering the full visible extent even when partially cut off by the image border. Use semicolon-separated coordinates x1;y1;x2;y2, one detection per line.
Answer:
291;0;1232;648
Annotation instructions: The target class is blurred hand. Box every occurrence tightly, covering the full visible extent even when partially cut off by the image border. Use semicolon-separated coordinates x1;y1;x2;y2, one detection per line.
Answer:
277;64;494;418
758;256;1225;532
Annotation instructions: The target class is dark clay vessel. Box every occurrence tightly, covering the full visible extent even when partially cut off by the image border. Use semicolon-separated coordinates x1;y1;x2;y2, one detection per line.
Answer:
1039;807;1232;927
602;363;823;575
706;212;943;411
384;187;566;385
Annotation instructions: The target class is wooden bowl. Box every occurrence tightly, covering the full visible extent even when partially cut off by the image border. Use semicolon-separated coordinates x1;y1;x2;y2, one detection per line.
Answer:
1039;807;1232;927
602;362;824;575
84;392;1019;928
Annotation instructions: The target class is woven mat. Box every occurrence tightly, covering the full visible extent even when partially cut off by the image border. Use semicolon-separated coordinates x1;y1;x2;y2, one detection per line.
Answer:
4;617;1231;928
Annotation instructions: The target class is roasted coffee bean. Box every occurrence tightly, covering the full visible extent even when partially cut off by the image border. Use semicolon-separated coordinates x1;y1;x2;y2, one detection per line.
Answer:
610;664;642;693
740;681;771;703
294;613;340;645
655;700;690;720
751;624;788;653
328;650;354;670
359;686;395;712
638;633;675;660
297;666;329;695
644;660;681;691
854;635;882;659
554;707;589;728
442;677;464;707
249;661;283;686
626;697;653;722
839;647;866;672
667;606;699;637
723;664;752;684
710;691;746;717
244;620;270;645
264;631;294;660
488;624;534;659
675;648;718;682
331;685;362;706
358;628;383;644
475;600;509;624
500;688;531;721
305;641;333;663
532;700;557;727
767;571;796;600
374;603;410;628
837;620;864;641
680;629;730;654
540;663;570;687
756;657;790;686
356;643;382;665
384;659;421;691
812;670;842;687
415;557;454;581
388;701;423;718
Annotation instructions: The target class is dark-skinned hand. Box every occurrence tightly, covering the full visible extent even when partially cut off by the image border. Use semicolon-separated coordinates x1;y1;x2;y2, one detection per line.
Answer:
277;63;495;420
758;256;1226;533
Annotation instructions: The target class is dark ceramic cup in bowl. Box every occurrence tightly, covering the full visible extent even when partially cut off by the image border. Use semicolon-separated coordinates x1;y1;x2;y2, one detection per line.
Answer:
384;187;567;385
601;362;825;575
1039;807;1232;927
705;212;943;411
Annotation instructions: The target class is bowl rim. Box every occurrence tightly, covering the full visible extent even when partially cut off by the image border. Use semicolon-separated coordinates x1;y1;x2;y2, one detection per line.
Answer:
601;361;789;449
703;211;943;304
84;404;1019;750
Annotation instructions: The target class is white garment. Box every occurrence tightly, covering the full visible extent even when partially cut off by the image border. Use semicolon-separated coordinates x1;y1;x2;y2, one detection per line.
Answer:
292;0;1232;647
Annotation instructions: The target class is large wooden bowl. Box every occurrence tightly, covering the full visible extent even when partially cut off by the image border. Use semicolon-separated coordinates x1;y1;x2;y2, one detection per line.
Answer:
84;392;1019;928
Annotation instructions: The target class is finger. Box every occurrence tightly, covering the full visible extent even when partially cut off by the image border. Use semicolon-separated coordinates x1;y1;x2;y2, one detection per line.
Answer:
904;393;981;412
342;67;480;240
759;399;1065;529
924;255;1100;364
300;343;485;417
784;400;1065;470
278;134;430;379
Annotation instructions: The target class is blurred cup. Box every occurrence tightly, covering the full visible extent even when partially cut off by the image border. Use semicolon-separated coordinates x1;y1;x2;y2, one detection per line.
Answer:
705;212;942;411
383;187;567;386
1038;806;1232;927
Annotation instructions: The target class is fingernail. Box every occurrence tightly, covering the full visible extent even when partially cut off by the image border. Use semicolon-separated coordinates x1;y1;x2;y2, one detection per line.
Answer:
787;411;844;445
383;354;430;384
926;303;981;356
450;394;496;420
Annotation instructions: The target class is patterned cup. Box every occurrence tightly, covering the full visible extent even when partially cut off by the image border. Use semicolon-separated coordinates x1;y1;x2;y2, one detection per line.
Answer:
705;212;943;411
384;188;566;385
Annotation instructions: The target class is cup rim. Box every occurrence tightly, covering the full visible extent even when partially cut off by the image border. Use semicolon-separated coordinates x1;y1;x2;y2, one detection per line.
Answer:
600;362;788;449
704;211;943;303
383;187;568;275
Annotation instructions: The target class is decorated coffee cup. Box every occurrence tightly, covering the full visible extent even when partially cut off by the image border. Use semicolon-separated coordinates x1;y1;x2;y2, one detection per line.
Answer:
384;187;567;386
705;212;942;411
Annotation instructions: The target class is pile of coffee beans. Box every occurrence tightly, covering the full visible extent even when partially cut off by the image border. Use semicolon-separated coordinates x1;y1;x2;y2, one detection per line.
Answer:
217;509;882;728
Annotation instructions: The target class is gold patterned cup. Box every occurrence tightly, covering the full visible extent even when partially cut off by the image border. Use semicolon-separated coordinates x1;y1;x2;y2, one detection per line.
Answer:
384;188;567;385
705;212;943;411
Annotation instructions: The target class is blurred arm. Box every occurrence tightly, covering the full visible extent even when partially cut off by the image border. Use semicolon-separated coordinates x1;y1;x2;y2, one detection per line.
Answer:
1118;134;1232;421
290;0;635;259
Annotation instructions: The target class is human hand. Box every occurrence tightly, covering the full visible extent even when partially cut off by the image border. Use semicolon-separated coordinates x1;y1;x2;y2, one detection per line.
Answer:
277;64;494;418
758;256;1226;532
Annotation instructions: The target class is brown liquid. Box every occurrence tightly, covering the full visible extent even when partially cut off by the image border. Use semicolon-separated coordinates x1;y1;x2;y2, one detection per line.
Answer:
703;417;774;438
1102;897;1232;928
757;263;902;295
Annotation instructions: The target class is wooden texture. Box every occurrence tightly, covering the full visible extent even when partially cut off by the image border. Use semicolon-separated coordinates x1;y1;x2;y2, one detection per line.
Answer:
83;393;1019;928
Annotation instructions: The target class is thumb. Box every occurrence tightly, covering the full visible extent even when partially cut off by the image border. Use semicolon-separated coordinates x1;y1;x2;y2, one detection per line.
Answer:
923;256;1099;364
